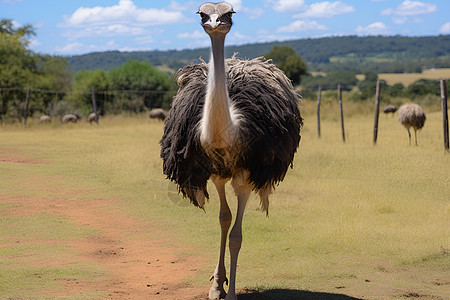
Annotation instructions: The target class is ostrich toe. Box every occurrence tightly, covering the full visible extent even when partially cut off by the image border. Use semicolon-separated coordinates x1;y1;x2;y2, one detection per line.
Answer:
209;274;228;299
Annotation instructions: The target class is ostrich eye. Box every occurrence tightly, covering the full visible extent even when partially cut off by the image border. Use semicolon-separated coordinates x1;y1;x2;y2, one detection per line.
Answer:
226;12;233;18
199;12;207;20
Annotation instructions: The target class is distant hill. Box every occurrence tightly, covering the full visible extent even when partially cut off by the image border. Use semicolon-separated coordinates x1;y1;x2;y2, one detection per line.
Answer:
67;35;450;74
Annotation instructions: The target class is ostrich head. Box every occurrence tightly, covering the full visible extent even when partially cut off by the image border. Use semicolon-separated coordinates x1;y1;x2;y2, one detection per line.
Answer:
198;2;235;36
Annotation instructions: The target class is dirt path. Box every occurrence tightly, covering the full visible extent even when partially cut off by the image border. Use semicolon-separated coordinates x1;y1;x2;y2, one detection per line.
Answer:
2;194;211;299
1;152;211;299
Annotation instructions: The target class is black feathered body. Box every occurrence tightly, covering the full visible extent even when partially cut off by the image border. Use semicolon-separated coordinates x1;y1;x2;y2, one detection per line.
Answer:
160;57;302;208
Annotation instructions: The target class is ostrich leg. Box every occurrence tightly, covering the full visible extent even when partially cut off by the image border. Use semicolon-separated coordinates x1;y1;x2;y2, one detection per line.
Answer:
210;177;231;300
227;175;252;300
407;128;412;145
414;129;418;146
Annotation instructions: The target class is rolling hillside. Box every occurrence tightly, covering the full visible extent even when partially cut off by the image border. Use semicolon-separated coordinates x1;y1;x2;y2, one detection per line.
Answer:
67;35;450;74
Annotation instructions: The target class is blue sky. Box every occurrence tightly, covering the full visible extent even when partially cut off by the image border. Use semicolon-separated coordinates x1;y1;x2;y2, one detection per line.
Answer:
1;0;449;56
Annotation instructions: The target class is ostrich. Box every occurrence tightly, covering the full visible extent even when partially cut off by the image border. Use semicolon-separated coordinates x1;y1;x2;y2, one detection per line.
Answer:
39;115;51;123
62;114;80;123
160;2;302;299
88;112;98;124
149;108;167;121
398;103;426;145
383;105;397;116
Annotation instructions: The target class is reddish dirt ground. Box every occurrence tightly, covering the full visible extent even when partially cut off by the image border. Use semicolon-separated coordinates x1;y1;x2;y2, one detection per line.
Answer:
1;151;213;299
1;194;212;299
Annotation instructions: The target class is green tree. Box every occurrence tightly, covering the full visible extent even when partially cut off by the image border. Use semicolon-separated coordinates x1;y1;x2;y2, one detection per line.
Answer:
407;79;440;96
301;70;357;93
108;60;175;112
0;21;37;120
64;69;109;115
386;83;405;97
0;18;72;121
266;45;307;85
357;71;378;100
0;19;35;38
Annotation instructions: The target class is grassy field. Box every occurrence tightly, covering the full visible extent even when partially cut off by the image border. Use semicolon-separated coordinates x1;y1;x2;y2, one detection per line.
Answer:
355;68;450;86
0;102;449;299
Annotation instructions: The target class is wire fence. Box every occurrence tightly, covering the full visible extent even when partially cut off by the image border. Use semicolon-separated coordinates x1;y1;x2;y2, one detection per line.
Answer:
1;82;448;151
0;87;176;123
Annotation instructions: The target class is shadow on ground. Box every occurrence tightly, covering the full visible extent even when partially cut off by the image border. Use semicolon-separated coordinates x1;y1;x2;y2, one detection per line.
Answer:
237;288;362;300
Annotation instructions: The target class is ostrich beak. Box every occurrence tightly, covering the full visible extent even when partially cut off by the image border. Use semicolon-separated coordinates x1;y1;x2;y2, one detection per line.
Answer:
203;13;221;29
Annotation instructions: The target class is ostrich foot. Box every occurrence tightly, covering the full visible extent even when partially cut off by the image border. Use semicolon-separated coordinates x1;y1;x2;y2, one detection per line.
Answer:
209;274;228;299
224;291;237;300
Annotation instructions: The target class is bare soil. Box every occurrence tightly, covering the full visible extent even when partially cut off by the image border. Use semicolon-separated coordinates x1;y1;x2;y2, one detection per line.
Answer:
1;194;213;299
1;151;211;299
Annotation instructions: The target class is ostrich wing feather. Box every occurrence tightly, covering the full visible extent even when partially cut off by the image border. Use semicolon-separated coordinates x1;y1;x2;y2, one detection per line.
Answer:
160;62;212;206
226;57;302;189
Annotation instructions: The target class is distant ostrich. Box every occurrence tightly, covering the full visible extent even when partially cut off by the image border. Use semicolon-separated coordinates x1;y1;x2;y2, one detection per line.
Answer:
398;103;426;145
39;115;51;123
62;114;80;123
149;108;167;121
160;3;302;300
383;105;397;117
88;112;98;124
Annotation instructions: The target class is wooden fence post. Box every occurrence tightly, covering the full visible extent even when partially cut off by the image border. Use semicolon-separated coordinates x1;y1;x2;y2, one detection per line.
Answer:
338;84;345;142
24;87;30;125
317;86;321;138
373;80;381;145
91;88;99;125
441;79;449;151
0;88;3;124
142;92;147;108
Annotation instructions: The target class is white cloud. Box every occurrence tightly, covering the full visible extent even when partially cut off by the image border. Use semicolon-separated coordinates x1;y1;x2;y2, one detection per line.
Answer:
134;36;155;45
62;0;184;28
63;25;146;39
29;37;41;48
294;1;355;18
397;0;436;15
226;0;243;11
355;22;388;35
56;42;88;54
380;8;393;16
11;20;21;28
96;25;145;36
245;7;265;19
261;34;300;43
227;31;253;45
1;0;23;3
391;16;423;24
440;22;450;34
177;30;205;39
381;0;437;16
392;17;407;24
273;0;306;12
277;20;327;33
56;40;154;55
167;1;197;11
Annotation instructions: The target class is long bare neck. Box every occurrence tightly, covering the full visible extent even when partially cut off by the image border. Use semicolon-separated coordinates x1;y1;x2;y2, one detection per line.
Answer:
209;36;227;97
200;34;234;149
